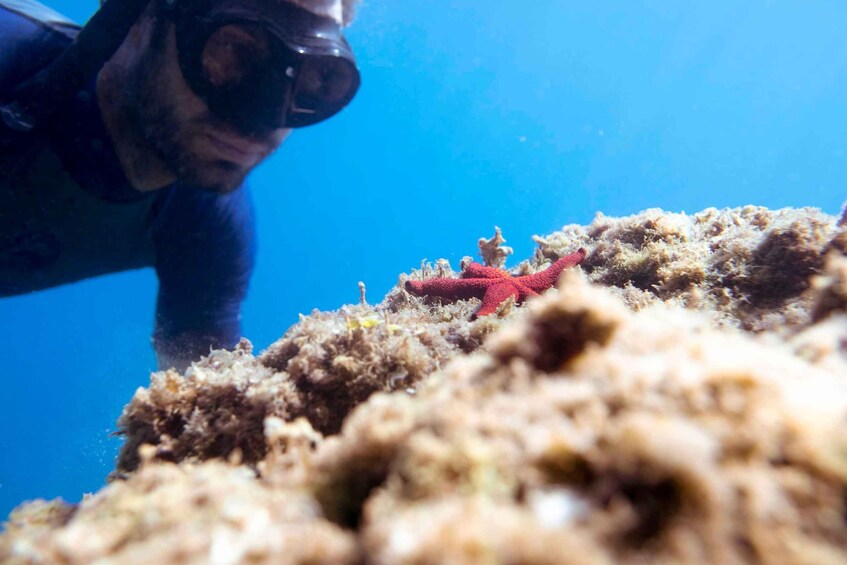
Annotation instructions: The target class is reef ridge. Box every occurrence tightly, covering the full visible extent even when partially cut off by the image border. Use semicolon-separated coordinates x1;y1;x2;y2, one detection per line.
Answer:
2;205;846;564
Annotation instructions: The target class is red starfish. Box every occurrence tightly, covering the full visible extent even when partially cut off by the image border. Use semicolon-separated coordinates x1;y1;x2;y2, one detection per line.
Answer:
405;248;587;318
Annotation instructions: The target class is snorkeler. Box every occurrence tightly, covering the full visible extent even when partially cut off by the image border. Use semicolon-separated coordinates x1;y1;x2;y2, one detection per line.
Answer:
0;0;360;370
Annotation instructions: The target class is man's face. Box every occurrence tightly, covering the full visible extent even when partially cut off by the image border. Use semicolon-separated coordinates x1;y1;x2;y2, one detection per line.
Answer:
137;18;290;193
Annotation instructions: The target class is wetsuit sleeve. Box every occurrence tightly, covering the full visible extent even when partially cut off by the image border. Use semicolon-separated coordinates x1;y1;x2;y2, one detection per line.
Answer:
151;184;256;371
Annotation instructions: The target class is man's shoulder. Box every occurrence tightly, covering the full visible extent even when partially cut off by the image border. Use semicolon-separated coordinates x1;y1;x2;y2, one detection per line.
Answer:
0;1;79;97
1;0;77;28
153;183;257;283
155;182;257;242
168;181;255;217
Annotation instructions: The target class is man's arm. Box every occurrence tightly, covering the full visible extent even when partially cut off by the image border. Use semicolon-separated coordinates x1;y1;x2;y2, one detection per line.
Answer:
0;1;78;100
151;183;256;372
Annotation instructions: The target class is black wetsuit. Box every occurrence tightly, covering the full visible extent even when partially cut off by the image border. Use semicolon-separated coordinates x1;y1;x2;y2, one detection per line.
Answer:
0;0;256;370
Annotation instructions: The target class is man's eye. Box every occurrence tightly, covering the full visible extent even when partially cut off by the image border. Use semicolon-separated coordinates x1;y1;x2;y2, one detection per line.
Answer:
201;24;270;87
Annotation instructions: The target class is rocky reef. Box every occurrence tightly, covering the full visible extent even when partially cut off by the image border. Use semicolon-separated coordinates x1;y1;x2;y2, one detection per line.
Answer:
2;206;846;564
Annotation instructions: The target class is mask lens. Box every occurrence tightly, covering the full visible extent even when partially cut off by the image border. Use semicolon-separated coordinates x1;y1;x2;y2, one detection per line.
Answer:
291;56;358;117
201;24;271;88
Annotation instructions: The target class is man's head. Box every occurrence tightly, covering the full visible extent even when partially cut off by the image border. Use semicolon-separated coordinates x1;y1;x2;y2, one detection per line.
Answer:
99;0;360;193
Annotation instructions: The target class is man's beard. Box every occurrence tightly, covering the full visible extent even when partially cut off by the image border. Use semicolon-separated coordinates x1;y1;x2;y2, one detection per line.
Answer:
137;88;250;194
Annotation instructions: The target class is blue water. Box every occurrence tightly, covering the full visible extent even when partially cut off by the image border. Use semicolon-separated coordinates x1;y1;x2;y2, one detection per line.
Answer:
2;1;846;518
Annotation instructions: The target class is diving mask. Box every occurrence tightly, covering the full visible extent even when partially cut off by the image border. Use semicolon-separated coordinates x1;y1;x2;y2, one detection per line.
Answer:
163;0;361;131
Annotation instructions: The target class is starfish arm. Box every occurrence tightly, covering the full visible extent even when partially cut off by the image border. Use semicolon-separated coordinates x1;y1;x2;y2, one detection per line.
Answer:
476;282;521;317
512;281;539;301
462;263;510;280
405;277;494;301
520;248;587;292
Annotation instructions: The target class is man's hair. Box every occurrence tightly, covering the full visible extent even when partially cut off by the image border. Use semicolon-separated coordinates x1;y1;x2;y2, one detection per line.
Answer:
100;0;360;26
288;0;358;26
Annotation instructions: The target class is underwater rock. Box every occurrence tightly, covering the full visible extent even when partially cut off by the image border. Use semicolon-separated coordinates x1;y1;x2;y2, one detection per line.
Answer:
2;461;357;564
3;206;847;564
533;206;841;332
115;298;506;473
